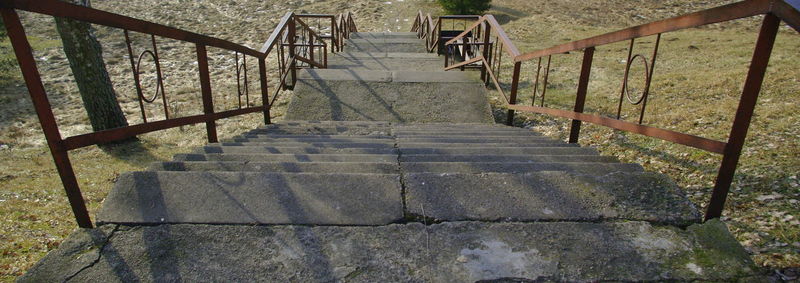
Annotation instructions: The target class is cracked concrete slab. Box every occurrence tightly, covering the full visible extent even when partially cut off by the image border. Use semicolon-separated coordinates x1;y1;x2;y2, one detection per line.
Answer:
19;221;759;282
404;171;702;225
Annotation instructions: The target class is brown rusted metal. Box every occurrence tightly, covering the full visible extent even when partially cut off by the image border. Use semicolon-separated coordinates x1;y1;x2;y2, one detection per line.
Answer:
259;58;271;124
514;0;774;62
2;0;347;227
506;62;521;125
705;13;780;220
508;104;727;154
195;44;217;143
638;33;661;125
568;47;595;143
540;55;551;107
1;8;92;228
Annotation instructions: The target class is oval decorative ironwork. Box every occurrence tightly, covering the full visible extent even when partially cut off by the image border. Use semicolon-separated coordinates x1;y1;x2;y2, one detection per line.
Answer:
623;53;650;105
135;50;163;103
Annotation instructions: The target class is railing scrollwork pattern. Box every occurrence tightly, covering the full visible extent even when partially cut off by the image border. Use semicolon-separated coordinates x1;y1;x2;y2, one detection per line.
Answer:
441;0;800;221
0;0;356;227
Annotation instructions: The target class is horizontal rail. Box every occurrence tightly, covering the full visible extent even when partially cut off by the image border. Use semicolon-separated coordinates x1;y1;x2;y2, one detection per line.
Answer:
440;0;799;221
507;104;727;153
0;0;263;57
63;106;265;150
514;0;793;62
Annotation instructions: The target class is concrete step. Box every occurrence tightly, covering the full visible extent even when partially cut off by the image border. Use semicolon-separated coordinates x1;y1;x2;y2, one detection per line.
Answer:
269;120;393;126
396;137;569;143
246;128;392;135
349;31;419;39
96;172;402;225
239;134;393;139
149;161;399;173
287;70;493;123
396;135;552;140
394;131;544;136
26;221;758;282
216;141;396;148
344;38;427;53
401;162;643;174
400;154;618;163
295;69;476;83
399;147;597;155
228;137;397;144
195;146;398;155
404;171;701;225
332;52;439;60
236;135;394;142
174;153;398;162
328;56;442;71
400;142;578;148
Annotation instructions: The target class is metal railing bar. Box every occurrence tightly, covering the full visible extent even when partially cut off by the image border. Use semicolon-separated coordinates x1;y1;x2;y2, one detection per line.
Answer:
514;0;774;62
1;0;263;57
507;104;727;154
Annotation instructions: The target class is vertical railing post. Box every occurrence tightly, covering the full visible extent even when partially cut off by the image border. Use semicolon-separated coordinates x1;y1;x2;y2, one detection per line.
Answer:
480;21;491;84
330;16;337;53
705;13;779;221
259;57;271;125
195;44;217;143
568;46;595;143
506;61;522;126
288;16;297;89
1;9;92;228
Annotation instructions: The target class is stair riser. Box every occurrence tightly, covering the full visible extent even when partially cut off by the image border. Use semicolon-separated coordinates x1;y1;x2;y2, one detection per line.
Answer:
149;161;400;173
196;147;398;155
401;162;643;174
174;154;398;162
399;148;597;155
221;141;396;148
400;155;618;163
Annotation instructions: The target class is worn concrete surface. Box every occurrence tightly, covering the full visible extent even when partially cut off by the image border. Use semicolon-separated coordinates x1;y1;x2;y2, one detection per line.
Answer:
20;221;759;282
97;172;403;225
149;161;400;173
404;172;701;225
173;153;398;162
285;79;494;123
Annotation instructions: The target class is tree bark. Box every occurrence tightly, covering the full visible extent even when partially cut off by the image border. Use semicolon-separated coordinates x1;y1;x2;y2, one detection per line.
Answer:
54;0;128;131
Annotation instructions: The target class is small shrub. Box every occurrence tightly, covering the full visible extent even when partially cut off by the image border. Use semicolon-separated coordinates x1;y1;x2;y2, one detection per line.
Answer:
437;0;492;15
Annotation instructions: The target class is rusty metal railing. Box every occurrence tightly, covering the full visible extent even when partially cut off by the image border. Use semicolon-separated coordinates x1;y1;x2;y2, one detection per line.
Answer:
411;11;480;53
0;0;357;227
443;0;800;221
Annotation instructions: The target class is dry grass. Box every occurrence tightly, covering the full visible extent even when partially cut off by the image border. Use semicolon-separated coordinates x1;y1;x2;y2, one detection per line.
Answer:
483;0;800;273
0;0;798;280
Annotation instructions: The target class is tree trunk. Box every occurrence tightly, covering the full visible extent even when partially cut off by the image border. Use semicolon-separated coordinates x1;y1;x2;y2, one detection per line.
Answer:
54;0;128;131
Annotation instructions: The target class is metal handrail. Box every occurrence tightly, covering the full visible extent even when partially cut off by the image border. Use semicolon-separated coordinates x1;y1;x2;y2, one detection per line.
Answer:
0;0;355;227
442;0;799;221
411;11;480;54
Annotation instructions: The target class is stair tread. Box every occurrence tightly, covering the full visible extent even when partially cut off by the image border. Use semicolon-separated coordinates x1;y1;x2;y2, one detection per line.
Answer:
29;221;756;282
404;171;700;225
97;172;403;225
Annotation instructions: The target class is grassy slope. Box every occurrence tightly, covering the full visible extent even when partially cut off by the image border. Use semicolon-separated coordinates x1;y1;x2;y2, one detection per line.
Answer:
486;0;800;272
0;0;797;280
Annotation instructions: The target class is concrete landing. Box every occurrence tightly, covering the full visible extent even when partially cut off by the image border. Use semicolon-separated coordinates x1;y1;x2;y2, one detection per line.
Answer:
286;70;493;123
97;172;403;225
20;220;758;282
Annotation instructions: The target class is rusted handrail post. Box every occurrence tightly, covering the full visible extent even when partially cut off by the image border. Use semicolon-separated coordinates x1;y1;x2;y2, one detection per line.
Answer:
195;44;218;143
259;57;271;124
506;61;521;125
288;17;297;89
568;47;596;143
480;22;491;83
1;8;93;228
705;13;780;220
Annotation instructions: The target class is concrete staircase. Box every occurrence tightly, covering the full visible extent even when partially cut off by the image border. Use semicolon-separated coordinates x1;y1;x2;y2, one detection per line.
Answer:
20;32;760;282
285;32;494;123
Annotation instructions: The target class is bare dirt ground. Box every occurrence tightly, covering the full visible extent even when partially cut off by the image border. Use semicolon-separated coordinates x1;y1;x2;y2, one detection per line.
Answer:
0;0;798;280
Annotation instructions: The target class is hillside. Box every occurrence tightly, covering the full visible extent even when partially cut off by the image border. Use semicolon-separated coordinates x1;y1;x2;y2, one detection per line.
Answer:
1;0;798;280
